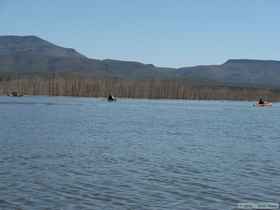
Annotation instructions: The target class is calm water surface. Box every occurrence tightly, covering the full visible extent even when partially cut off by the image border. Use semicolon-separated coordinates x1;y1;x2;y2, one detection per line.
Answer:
0;96;279;210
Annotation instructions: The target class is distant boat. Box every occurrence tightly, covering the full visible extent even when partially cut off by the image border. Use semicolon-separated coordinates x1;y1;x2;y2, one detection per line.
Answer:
7;91;24;97
255;101;272;107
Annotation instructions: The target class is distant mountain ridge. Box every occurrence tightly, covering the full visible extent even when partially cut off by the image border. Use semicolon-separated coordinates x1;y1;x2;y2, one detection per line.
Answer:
0;35;280;88
0;35;85;58
177;59;280;88
0;35;175;79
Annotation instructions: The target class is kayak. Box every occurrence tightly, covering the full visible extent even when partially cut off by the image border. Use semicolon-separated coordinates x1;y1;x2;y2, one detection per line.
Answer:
255;102;272;107
107;97;117;102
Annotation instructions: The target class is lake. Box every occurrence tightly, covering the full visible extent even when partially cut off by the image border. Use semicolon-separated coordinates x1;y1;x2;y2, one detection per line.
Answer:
0;96;279;210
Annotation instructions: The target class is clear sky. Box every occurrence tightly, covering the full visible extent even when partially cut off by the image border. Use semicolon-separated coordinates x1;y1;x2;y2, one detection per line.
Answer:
0;0;279;67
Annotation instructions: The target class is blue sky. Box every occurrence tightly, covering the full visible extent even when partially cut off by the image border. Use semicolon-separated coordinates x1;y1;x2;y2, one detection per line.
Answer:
0;0;279;67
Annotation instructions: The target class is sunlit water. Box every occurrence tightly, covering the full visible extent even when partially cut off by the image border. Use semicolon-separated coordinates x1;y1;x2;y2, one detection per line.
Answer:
0;96;279;210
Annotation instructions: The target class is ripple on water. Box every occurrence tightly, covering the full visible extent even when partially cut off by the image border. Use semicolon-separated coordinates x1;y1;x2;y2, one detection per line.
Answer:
0;97;280;210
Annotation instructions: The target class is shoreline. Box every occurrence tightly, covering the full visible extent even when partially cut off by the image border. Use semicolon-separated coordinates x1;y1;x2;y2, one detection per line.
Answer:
1;78;280;102
1;95;278;102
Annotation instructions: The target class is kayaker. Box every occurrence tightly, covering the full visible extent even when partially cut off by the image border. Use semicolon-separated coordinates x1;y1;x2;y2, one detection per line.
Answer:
107;94;115;101
258;98;264;105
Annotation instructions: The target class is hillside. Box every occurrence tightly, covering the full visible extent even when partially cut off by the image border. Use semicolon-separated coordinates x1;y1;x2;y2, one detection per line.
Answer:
0;35;85;58
0;35;280;88
0;35;174;79
176;59;280;88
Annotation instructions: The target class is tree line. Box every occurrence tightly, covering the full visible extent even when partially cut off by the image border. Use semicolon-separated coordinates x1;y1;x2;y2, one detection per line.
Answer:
0;74;279;101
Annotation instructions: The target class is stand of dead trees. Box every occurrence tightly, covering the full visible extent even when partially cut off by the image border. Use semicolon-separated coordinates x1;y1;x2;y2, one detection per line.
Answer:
0;74;280;101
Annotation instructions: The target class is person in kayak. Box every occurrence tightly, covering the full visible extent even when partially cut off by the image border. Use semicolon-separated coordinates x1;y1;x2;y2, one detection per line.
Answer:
258;98;264;105
107;94;116;101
